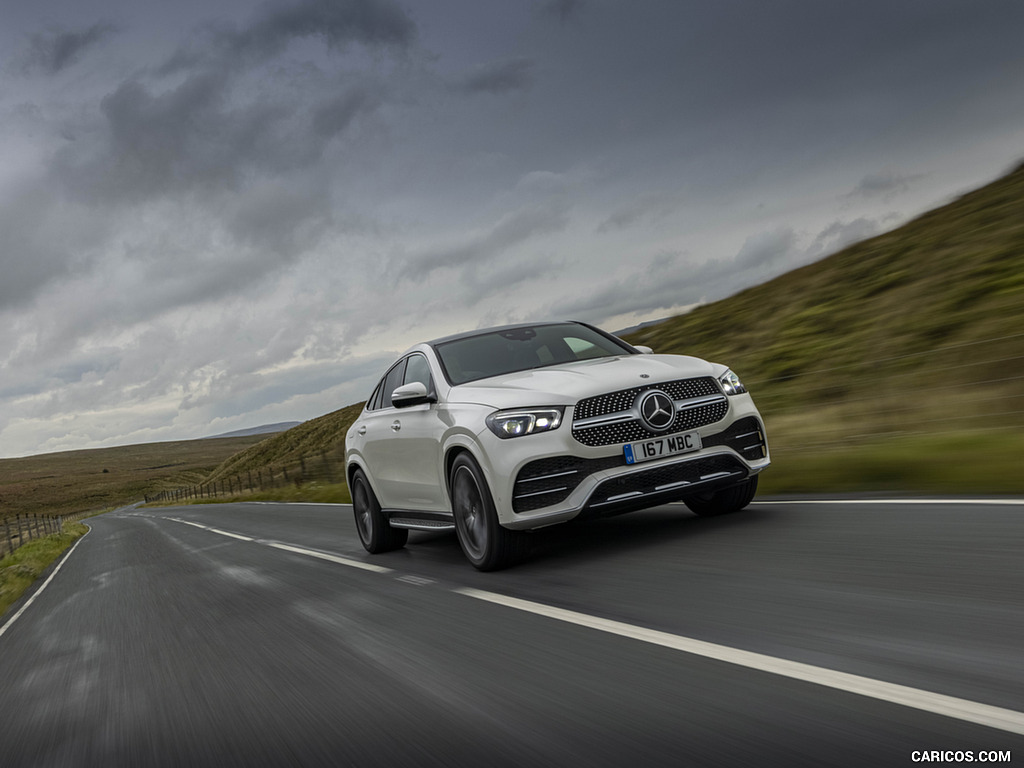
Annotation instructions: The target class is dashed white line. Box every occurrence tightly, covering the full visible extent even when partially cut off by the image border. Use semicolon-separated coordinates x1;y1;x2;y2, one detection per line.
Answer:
264;542;393;573
206;527;254;541
454;587;1024;736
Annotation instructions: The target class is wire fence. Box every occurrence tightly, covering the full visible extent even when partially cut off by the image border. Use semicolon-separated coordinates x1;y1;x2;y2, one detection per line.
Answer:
144;446;348;505
0;510;94;560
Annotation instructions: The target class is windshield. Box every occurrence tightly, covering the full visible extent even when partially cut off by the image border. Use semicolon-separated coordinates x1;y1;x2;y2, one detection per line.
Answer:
433;323;636;385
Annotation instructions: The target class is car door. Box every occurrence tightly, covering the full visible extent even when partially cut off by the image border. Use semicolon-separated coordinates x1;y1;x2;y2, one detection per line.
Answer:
358;359;408;508
359;354;446;511
385;353;446;511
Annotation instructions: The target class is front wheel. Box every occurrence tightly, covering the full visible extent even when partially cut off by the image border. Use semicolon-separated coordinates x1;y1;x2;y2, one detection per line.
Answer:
684;475;759;517
450;453;527;571
351;468;408;553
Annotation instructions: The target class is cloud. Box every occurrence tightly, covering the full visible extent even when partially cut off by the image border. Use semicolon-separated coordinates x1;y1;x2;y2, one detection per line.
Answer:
455;58;536;95
845;170;926;201
160;0;416;74
18;23;117;76
399;203;570;282
538;0;587;24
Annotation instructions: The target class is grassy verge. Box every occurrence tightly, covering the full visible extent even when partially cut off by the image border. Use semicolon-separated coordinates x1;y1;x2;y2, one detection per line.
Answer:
0;522;90;618
759;430;1024;495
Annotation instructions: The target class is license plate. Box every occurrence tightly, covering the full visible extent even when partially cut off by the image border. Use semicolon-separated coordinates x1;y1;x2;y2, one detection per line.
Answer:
624;430;702;465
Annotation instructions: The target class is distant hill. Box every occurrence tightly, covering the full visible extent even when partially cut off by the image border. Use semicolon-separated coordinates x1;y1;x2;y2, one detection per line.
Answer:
205;422;302;439
206;159;1024;492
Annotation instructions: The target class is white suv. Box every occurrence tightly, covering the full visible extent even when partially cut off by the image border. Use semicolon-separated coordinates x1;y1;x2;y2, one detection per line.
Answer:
345;321;769;570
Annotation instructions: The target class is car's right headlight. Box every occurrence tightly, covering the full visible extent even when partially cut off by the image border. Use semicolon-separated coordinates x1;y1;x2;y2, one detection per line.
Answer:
485;408;564;439
718;369;747;396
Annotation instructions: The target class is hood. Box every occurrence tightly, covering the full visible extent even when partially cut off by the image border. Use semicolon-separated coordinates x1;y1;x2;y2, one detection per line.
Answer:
449;354;721;408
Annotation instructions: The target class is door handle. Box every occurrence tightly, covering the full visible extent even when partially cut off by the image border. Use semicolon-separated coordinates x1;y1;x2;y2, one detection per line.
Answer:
391;421;401;432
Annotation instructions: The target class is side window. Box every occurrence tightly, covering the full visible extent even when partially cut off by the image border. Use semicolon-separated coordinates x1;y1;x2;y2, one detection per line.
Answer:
380;359;407;409
404;354;434;393
367;380;384;411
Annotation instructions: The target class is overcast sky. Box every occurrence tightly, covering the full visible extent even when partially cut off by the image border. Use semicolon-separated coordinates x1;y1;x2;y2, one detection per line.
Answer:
2;0;1024;458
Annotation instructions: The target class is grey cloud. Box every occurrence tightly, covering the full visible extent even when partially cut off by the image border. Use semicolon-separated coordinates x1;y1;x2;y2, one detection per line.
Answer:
808;218;881;258
18;23;117;76
734;228;799;271
312;87;381;138
846;171;925;200
401;203;570;282
456;58;536;95
53;73;379;207
596;196;673;233
538;0;587;24
161;0;415;74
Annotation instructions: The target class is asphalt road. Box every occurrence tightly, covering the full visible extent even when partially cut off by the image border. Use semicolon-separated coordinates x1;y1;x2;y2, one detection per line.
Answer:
1;498;1022;767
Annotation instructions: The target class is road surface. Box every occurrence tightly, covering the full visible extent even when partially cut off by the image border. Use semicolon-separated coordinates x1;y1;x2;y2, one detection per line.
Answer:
1;498;1022;766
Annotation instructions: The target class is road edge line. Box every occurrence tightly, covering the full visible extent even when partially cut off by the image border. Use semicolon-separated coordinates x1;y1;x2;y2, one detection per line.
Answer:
0;524;91;640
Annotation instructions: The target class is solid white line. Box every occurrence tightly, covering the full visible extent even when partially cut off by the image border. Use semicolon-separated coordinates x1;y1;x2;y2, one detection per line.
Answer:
454;587;1024;736
0;526;90;640
753;499;1024;506
266;542;393;573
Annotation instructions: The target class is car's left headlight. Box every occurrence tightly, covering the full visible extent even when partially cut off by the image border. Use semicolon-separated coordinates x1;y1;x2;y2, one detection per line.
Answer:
719;369;747;396
486;408;564;439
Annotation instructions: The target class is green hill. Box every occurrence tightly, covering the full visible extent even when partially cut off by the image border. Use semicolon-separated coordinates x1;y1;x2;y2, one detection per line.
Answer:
205;159;1024;495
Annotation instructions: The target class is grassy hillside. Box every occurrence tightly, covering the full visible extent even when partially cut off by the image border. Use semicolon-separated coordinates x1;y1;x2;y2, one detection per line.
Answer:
0;435;269;519
205;402;364;483
197;159;1024;496
623;160;1024;491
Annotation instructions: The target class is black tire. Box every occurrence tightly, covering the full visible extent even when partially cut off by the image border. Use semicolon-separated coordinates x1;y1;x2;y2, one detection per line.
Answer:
351;468;408;553
450;453;528;571
684;475;759;517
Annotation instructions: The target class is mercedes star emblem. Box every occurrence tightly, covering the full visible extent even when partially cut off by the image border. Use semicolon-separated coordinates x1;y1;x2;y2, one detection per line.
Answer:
638;390;675;431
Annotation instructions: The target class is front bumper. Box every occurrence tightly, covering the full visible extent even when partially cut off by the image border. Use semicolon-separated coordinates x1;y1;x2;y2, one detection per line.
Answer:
488;401;769;530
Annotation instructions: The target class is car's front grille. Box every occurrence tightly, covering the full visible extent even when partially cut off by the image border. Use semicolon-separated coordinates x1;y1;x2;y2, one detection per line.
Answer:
571;376;728;447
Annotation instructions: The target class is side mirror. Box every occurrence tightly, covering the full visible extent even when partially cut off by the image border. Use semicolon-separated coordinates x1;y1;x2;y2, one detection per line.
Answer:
634;345;654;355
392;381;436;408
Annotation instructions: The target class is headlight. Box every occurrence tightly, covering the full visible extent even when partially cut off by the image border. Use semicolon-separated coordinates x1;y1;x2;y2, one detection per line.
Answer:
485;408;564;439
719;369;747;396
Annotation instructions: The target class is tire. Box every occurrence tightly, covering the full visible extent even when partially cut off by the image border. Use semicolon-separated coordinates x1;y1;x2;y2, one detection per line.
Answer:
684;475;759;517
351;468;408;553
450;453;528;571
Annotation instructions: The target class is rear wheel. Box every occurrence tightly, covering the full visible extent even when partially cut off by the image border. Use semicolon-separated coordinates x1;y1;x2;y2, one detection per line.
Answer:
351;468;408;553
450;453;527;571
684;475;759;517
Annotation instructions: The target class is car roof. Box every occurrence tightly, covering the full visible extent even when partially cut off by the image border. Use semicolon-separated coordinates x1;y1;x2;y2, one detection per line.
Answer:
425;320;580;346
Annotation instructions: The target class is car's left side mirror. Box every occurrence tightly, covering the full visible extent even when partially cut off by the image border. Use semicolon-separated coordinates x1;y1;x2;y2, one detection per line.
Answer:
634;345;654;355
392;381;436;408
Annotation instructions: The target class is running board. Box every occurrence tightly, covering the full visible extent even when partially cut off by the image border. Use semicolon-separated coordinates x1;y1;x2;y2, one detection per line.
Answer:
389;517;456;532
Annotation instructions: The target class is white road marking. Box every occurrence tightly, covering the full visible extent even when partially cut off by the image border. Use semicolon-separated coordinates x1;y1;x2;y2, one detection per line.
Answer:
165;517;391;572
753;498;1024;506
206;528;254;541
454;587;1024;736
0;526;91;640
169;518;208;529
265;542;393;573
